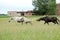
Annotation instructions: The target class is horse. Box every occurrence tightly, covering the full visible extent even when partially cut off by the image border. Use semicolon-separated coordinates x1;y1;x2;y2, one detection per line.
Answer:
36;16;60;25
22;17;32;25
8;16;32;25
8;17;24;24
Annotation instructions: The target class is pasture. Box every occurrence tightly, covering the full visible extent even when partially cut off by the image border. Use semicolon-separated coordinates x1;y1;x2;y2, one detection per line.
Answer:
0;16;60;40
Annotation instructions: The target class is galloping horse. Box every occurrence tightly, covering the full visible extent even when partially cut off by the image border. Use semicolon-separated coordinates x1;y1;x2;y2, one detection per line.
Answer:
8;17;32;25
8;17;24;24
36;16;60;24
22;17;32;25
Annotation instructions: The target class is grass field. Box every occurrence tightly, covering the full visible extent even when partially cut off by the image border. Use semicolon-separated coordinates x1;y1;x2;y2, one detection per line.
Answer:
0;16;60;40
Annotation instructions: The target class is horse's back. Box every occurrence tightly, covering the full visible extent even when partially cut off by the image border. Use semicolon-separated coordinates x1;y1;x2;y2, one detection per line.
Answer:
13;17;23;21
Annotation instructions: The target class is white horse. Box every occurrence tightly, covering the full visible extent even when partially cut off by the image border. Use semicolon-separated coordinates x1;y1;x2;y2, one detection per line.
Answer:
8;16;32;25
8;16;24;24
22;17;32;25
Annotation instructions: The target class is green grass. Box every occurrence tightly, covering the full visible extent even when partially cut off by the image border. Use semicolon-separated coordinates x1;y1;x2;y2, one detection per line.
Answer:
0;16;60;40
0;14;9;18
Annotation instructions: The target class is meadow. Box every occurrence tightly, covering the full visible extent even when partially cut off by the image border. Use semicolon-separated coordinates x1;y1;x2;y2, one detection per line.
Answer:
0;16;60;40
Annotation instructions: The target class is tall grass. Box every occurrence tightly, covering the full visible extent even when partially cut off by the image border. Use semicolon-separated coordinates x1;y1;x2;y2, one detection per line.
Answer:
0;16;60;40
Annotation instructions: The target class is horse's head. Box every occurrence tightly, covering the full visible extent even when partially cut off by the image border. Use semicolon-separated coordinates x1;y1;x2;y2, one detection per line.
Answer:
36;17;46;21
36;18;42;21
36;18;40;21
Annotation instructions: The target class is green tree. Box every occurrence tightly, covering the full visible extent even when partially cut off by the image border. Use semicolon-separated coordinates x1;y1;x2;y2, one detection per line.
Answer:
32;0;56;15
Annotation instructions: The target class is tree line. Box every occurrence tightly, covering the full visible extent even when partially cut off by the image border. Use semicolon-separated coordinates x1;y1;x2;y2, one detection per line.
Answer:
32;0;56;15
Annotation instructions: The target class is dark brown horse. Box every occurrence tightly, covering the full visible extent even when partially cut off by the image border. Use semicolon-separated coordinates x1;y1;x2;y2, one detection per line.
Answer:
36;16;60;24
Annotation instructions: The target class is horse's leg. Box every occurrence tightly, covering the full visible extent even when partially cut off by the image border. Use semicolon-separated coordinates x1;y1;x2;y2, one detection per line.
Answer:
17;21;24;25
14;21;18;26
53;21;59;24
25;22;28;24
25;22;30;24
29;22;32;25
8;19;11;22
44;22;46;24
21;21;23;25
44;21;49;25
47;22;49;25
55;21;59;24
25;21;32;25
44;21;46;24
52;21;56;24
